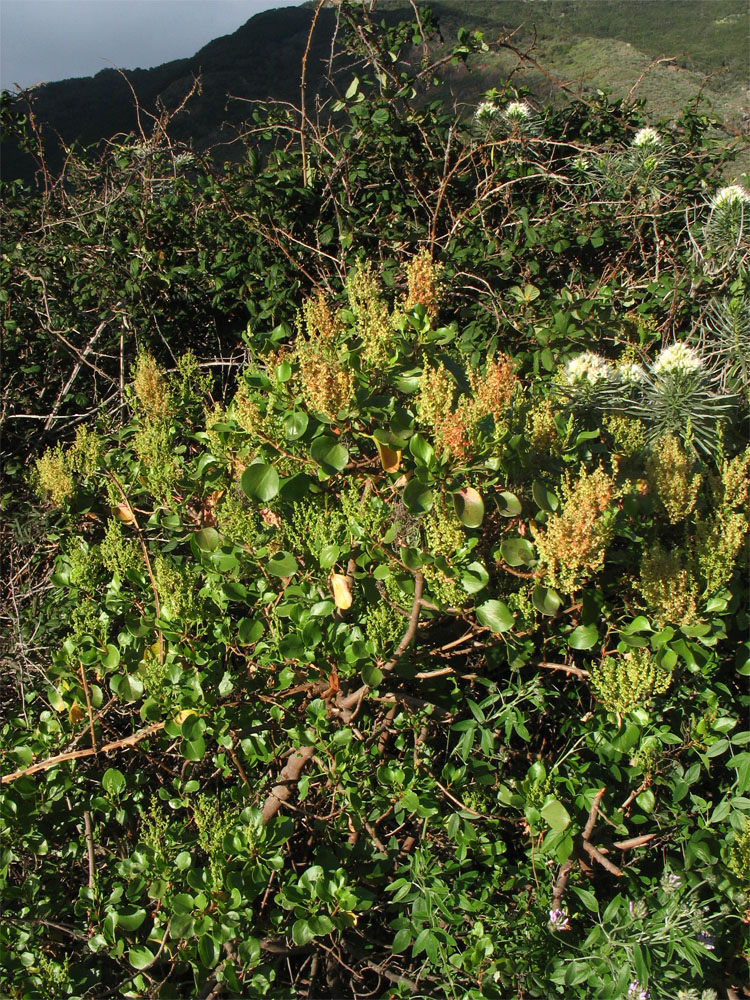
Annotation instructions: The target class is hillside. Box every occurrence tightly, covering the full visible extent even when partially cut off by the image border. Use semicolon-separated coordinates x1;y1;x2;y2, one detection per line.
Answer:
2;0;747;185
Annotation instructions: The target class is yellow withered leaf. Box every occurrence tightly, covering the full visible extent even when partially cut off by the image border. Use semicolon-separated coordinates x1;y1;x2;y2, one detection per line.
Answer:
68;701;86;725
110;502;135;524
374;438;402;473
330;573;353;610
173;709;196;727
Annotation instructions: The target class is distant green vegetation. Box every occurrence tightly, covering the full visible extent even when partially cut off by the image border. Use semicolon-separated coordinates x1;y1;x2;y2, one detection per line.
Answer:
3;0;747;185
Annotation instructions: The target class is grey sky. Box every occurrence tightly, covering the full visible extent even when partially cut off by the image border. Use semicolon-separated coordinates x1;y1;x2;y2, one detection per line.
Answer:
1;0;306;92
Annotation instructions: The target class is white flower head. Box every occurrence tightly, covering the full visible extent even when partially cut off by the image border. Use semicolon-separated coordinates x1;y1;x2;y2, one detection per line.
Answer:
617;361;647;383
651;343;704;376
504;100;532;121
711;185;750;210
475;101;500;124
633;127;661;149
562;352;613;385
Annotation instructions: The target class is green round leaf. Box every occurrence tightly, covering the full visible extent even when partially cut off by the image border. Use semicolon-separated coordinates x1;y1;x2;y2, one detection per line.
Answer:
241;462;280;502
180;735;206;761
236;619;265;645
128;946;155;970
635;789;655;813
461;561;489;594
195;526;221;552
319;543;340;569
500;536;536;567
292;918;316;947
541;798;571;832
400;546;425;570
496;491;522;517
101;644;121;669
181;714;206;741
409;433;434;467
453;486;484;528
175;851;192;871
476;600;514;634
310;436;349;473
533;585;561;616
568;624;599;650
102;768;126;795
198;934;220;968
114;672;144;703
533;480;559;512
403;478;433;514
117;907;147;931
361;663;383;687
283;410;308;440
266;551;298;577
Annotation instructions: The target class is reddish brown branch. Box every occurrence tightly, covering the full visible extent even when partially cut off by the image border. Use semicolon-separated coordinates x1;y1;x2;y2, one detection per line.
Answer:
261;746;316;824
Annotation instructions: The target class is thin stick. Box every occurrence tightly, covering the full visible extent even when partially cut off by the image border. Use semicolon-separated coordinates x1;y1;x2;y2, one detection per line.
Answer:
433;778;490;819
1;721;166;784
613;833;657;850
83;810;96;890
581;840;623;877
583;787;606;841
383;572;424;672
300;0;326;187
536;660;590;679
80;663;97;751
106;470;163;662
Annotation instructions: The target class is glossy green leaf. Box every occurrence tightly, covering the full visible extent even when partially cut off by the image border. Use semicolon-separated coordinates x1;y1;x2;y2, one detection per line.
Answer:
461;561;489;594
266;551;298;577
283;410;308;440
181;735;206;761
453;486;484;527
541;798;571;832
500;536;536;566
292;918;316;947
403;478;433;514
128;946;155;970
409;433;434;467
116;672;144;703
241;463;280;502
532;480;559;512
568;624;599;650
102;768;126;795
476;600;514;633
496;491;522;517
238;618;264;644
533;585;561;616
310;436;348;473
319;543;340;569
635;789;655;812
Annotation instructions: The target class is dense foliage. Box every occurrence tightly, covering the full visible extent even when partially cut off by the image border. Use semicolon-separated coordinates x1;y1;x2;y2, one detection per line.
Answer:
1;5;749;998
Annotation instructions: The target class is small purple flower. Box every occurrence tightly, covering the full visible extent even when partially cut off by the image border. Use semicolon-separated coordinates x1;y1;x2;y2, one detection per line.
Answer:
627;980;650;1000
548;908;570;930
696;930;716;951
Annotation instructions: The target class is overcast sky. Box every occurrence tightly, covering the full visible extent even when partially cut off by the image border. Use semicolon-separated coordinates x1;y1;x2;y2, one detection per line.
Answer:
1;0;306;92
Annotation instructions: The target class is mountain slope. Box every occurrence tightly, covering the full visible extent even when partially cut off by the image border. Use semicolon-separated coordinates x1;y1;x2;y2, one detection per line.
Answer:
2;0;747;185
